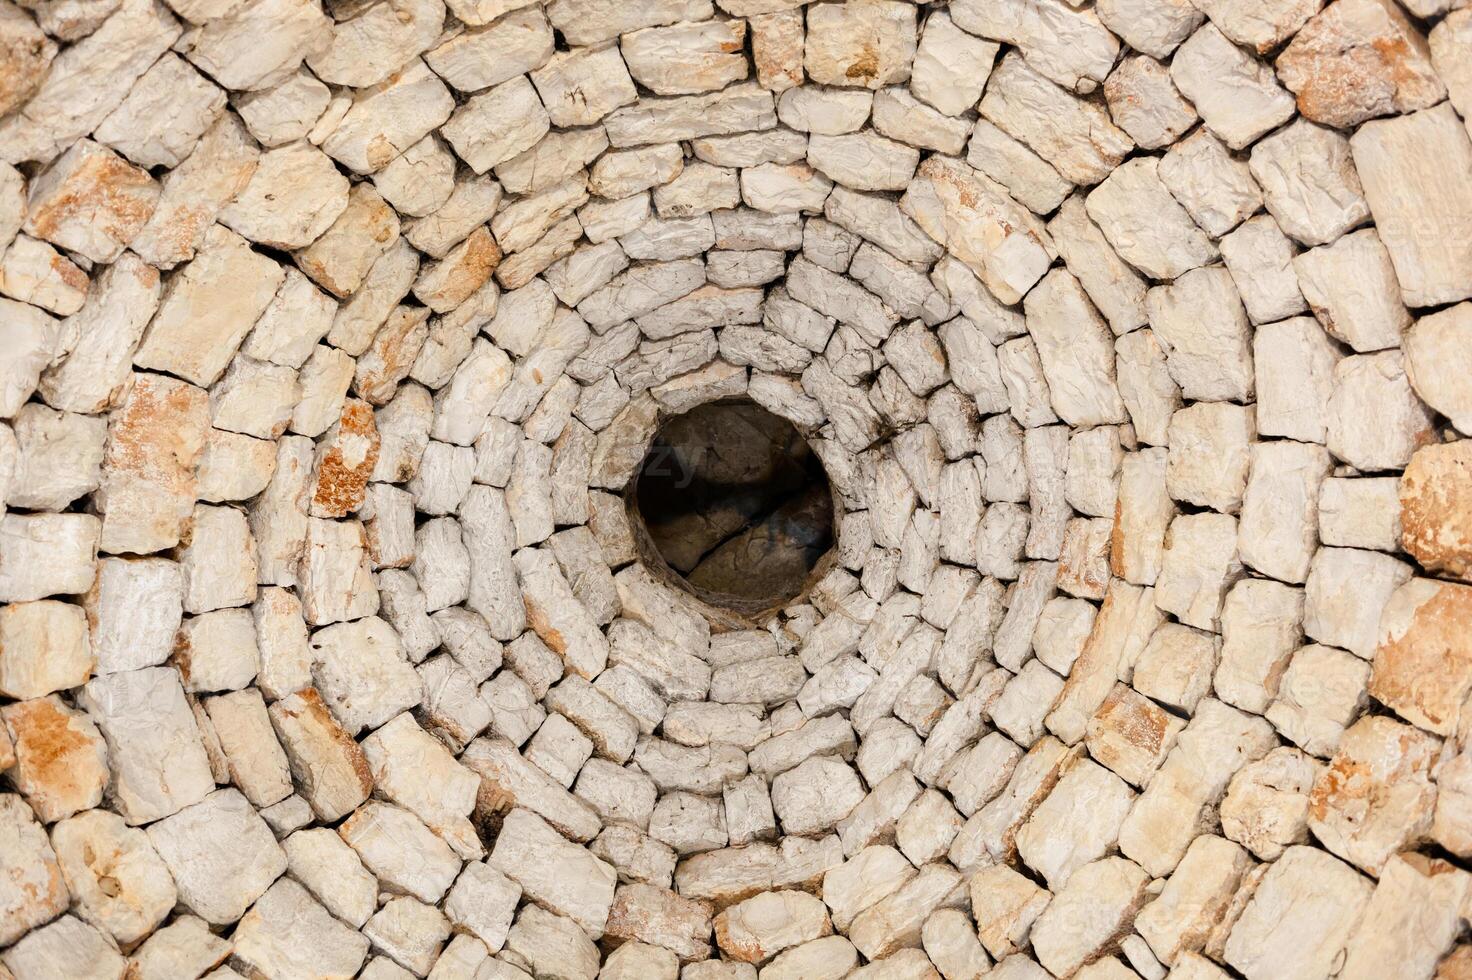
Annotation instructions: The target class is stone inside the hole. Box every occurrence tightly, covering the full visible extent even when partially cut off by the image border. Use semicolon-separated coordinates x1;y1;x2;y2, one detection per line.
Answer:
634;401;833;607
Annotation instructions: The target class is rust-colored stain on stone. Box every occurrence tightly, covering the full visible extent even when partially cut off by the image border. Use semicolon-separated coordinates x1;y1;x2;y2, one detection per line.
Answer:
845;46;880;82
1371;578;1472;736
1108;498;1127;578
357;308;431;405
1308;716;1436;833
1399;441;1472;580
311;398;380;518
1277;1;1445;129
444;227;503;301
28;150;158;250
49;251;89;294
1307;755;1368;824
169;629;195;686
921;156;980;211
5;698;105;808
0;30;52;115
523;595;569;657
278;687;374;795
1094;686;1168;756
107;373;209;480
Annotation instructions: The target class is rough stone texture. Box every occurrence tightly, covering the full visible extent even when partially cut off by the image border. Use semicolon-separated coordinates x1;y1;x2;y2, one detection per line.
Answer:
0;2;1465;976
1278;0;1445;130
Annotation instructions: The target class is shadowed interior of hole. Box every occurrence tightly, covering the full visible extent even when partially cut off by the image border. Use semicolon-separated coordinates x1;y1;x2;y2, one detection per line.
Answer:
630;399;836;615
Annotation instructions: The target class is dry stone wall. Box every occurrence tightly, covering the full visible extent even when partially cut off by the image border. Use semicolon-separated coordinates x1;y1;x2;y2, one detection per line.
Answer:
1;0;1472;977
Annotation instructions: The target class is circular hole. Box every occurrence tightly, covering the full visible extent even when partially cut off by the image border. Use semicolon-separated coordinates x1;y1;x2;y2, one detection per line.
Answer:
628;399;837;617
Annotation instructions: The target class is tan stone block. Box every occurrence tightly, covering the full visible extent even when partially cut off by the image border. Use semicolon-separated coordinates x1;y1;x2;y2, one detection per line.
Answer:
1307;715;1439;874
1399;441;1472;582
1371;576;1472;736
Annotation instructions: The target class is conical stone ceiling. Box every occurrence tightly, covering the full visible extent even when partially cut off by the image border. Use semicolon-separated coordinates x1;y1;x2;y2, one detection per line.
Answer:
1;0;1472;978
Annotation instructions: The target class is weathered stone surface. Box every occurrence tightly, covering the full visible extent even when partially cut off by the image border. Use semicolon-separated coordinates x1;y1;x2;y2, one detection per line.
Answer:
1219;746;1320;863
269;687;373;821
1399;441;1472;581
604;84;778;148
1371;576;1472;737
146;788;287;925
2;696;108;823
0;914;126;980
951;0;1118;95
1406;303;1472;436
901;155;1055;306
1351;103;1472;307
491;807;616;938
1143;267;1252;404
1170;24;1295;149
7;1;1471;970
1029;857;1150;977
23;140;158;265
0;794;68;947
545;0;713;46
715;889;832;964
1088;156;1217;281
911;11;997;116
1278;0;1444;130
50;809;174;947
0;0;181;165
1308;715;1439;874
233;878;369;979
804;0;915;90
981;53;1133;186
134;227;286;388
1223;846;1371;980
80;666;214;826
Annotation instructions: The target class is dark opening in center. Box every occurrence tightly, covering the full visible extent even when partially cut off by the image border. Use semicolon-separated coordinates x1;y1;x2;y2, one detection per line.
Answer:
630;400;836;615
